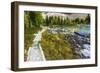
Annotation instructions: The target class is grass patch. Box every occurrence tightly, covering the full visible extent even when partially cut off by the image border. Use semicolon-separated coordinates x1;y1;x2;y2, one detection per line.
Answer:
40;30;74;60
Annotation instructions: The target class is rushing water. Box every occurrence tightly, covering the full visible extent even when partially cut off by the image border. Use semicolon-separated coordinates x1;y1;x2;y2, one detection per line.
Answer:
79;24;90;34
63;24;90;58
75;24;90;58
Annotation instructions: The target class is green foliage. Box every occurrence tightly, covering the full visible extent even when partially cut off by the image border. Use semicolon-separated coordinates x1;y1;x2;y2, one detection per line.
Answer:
29;11;44;27
45;14;90;27
24;11;90;61
85;14;90;24
24;11;44;31
40;31;74;60
24;11;43;61
24;11;31;29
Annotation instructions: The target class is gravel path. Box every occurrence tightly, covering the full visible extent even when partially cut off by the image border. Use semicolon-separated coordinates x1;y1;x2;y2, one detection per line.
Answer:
27;28;46;61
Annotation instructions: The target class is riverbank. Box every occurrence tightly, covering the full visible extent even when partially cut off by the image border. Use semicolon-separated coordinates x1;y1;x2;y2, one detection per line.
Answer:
65;32;90;59
26;25;90;61
40;26;90;60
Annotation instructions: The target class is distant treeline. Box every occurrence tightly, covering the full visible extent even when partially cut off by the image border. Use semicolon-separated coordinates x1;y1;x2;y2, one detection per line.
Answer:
45;15;90;27
24;11;90;30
